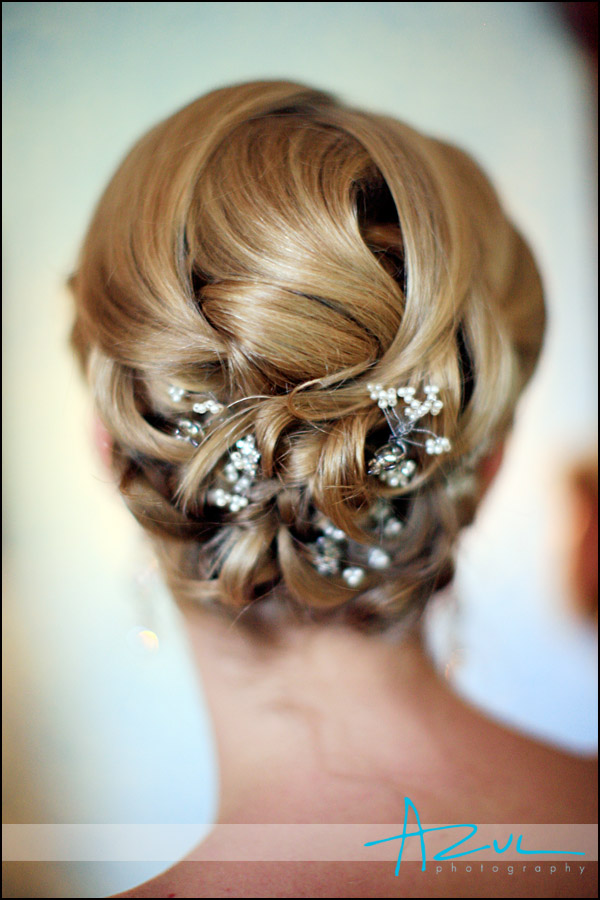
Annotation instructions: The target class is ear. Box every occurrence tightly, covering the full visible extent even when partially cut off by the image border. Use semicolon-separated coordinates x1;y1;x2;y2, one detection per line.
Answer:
567;456;598;622
478;442;505;495
93;414;113;471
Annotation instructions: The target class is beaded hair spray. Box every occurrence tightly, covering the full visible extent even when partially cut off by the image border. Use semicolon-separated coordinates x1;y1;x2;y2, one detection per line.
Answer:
303;379;454;587
366;382;452;487
165;378;453;586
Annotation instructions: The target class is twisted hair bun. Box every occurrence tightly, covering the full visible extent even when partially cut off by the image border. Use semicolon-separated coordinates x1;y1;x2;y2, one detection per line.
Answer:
70;80;545;634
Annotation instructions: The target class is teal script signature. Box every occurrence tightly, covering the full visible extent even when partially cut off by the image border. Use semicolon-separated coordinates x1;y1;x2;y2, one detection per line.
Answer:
364;797;586;875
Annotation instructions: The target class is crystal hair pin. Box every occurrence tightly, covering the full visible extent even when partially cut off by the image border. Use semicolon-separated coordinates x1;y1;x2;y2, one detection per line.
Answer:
206;435;261;512
366;382;451;485
308;499;404;586
167;385;260;512
168;384;225;448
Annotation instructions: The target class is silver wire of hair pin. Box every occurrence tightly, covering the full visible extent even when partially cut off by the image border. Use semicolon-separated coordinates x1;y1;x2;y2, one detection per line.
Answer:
366;382;452;485
308;499;404;586
168;384;225;448
167;385;260;512
206;435;261;512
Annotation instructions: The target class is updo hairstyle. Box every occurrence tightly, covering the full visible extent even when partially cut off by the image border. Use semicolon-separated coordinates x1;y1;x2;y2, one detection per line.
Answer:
70;80;545;634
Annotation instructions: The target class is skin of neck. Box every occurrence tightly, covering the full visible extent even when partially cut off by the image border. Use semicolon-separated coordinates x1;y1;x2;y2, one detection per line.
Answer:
91;418;508;822
176;446;506;825
181;603;454;824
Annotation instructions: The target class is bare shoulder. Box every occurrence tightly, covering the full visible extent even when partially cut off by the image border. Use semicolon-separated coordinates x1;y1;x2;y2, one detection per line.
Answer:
112;681;596;898
113;859;598;898
112;737;597;899
435;691;598;825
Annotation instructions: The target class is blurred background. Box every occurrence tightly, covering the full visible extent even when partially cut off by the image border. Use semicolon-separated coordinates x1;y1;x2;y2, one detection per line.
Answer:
3;2;598;897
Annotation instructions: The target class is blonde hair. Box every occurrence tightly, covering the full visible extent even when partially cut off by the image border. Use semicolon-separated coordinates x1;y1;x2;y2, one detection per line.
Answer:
70;80;545;634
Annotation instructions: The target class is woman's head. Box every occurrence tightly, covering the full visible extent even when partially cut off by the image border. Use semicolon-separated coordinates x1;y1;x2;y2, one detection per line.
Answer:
70;80;545;635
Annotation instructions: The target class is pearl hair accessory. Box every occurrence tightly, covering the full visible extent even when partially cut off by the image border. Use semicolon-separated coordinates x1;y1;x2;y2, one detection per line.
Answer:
167;385;260;512
366;382;452;485
165;382;448;574
308;499;403;586
206;435;261;512
168;384;225;415
169;384;225;448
